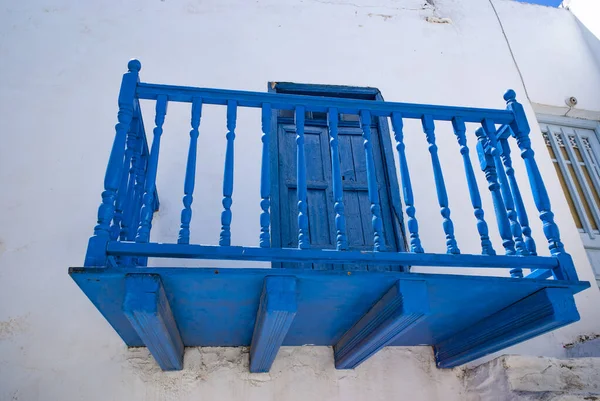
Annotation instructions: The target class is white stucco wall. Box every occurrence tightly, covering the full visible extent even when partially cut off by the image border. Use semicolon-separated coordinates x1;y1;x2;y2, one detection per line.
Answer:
1;0;599;400
495;0;600;119
565;0;600;41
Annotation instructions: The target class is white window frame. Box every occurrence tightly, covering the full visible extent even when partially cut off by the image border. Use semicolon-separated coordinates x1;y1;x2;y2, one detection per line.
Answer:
538;114;600;284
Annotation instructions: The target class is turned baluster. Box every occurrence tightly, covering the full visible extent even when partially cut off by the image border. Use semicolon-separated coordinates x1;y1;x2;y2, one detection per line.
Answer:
296;106;310;249
178;97;202;244
452;117;495;255
219;100;237;246
482;120;528;257
476;123;520;277
260;104;272;248
421;115;460;254
360;110;386;252
111;115;139;242
499;137;537;255
129;128;147;242
135;94;168;247
328;108;349;251
390;113;423;253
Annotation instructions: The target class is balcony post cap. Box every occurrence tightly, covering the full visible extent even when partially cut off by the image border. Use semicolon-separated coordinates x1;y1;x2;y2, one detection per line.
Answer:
128;59;142;73
503;89;516;103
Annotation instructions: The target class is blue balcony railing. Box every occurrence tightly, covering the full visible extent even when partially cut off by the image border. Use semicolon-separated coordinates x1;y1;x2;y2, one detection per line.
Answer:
71;60;589;374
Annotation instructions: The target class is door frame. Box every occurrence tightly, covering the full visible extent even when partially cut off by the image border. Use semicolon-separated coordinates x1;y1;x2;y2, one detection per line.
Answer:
267;82;407;257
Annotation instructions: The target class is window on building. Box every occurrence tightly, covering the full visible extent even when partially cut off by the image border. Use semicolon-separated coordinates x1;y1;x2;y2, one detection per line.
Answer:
539;117;600;284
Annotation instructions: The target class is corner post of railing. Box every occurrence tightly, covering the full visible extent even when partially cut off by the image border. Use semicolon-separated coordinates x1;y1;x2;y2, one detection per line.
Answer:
259;103;272;248
451;117;495;255
504;90;578;281
487;125;528;258
84;59;141;267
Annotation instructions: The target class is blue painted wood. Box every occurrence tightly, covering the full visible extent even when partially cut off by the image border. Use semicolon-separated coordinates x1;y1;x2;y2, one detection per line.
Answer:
391;113;423;253
272;82;381;98
422;115;460;254
435;287;580;368
123;274;184;371
107;242;559;270
178;97;202;244
275;124;331;269
275;122;400;270
334;280;429;369
374;93;407;255
84;60;141;267
121;115;142;243
499;137;537;256
525;269;552;280
70;266;588;354
111;116;138;242
125;107;151;262
249;276;297;373
488;126;528;260
79;66;595;375
476;123;517;263
220;101;237;246
504;90;577;281
360;110;386;252
267;85;281;267
135;94;168;249
451;117;495;255
327;108;349;250
136;83;516;124
295;106;310;249
260;104;272;248
115;115;142;266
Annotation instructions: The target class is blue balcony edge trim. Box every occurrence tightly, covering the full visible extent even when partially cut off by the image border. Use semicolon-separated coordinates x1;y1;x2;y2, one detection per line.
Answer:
434;287;580;368
334;280;429;369
71;266;589;372
105;242;559;270
123;274;184;371
249;276;297;373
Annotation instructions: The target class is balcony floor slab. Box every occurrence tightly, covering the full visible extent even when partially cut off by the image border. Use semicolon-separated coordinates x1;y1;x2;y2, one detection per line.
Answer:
69;267;589;355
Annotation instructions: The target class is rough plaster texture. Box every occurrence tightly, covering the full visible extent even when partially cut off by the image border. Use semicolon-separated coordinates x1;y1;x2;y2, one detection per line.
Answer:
124;346;466;401
465;355;600;401
565;335;600;358
1;0;600;400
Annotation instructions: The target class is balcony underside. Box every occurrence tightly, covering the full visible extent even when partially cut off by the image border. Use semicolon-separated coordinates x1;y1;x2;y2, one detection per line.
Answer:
70;266;588;371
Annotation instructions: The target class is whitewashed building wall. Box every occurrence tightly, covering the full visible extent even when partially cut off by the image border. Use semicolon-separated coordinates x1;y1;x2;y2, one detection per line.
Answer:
0;0;599;400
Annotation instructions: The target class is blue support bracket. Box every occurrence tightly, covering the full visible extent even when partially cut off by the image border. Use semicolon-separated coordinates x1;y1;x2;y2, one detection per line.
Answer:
334;280;429;369
435;287;580;368
249;276;298;373
123;274;184;371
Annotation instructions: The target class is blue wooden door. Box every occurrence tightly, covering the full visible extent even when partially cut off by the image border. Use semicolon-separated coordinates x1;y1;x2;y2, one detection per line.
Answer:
276;114;402;270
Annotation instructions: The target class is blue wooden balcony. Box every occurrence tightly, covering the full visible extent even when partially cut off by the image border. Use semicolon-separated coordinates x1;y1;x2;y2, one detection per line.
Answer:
70;59;589;373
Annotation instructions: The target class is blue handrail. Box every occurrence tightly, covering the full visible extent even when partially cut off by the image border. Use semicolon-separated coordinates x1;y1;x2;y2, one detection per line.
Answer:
83;59;579;282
